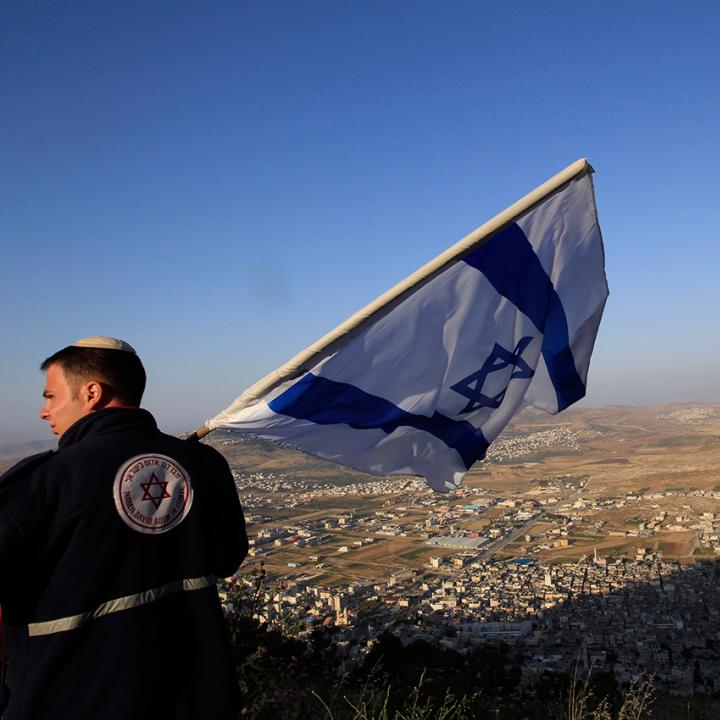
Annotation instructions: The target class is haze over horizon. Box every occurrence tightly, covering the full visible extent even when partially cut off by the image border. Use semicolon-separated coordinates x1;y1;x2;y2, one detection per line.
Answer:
2;2;719;444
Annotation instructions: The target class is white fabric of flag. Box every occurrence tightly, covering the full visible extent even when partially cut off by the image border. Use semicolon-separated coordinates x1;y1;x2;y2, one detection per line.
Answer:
208;172;608;492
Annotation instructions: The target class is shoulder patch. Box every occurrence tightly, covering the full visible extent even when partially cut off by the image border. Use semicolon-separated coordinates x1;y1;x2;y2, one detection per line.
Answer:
113;454;194;534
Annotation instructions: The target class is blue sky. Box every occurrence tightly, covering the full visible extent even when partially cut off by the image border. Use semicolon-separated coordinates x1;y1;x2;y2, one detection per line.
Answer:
2;1;719;443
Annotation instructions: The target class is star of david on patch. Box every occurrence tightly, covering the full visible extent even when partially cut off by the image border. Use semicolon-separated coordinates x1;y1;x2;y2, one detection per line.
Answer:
140;472;172;510
451;336;535;414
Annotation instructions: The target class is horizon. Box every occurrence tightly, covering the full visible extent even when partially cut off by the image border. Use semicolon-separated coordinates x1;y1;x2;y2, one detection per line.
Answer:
2;2;719;443
5;399;719;453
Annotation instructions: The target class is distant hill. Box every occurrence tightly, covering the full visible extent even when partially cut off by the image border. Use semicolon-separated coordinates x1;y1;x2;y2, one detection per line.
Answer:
3;402;719;481
202;431;377;484
0;438;56;474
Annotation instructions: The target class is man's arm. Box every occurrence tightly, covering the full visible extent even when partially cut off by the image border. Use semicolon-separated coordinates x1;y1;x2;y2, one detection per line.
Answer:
0;503;24;580
197;445;249;578
0;452;53;576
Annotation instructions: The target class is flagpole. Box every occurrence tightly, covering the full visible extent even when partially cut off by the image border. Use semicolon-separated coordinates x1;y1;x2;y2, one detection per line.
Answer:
189;157;593;441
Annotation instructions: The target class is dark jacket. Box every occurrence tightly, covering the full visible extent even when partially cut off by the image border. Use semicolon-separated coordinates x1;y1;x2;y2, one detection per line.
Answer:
0;408;248;720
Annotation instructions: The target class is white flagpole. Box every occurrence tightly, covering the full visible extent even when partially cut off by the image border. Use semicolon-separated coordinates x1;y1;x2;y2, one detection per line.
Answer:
190;158;593;440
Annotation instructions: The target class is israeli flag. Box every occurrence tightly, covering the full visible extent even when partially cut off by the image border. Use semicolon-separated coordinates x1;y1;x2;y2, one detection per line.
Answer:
207;168;608;492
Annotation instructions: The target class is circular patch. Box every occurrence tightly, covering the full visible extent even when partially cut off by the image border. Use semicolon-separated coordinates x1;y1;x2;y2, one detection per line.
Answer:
113;454;193;534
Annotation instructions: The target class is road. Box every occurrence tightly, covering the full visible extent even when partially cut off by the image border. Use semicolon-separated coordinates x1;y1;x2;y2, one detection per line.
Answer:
477;513;544;561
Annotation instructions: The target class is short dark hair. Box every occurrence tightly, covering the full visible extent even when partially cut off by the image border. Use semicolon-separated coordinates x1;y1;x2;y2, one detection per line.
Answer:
41;346;146;406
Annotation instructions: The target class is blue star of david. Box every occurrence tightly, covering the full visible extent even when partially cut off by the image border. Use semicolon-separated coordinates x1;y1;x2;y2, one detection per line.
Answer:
450;336;535;414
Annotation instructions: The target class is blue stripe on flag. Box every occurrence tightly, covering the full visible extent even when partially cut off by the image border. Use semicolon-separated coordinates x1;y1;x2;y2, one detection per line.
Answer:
463;223;585;410
268;373;489;469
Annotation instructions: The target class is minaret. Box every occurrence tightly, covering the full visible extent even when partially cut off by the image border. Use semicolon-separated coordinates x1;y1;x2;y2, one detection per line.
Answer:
333;593;349;625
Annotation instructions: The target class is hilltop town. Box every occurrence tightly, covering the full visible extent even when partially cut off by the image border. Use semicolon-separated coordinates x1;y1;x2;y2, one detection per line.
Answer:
208;403;720;698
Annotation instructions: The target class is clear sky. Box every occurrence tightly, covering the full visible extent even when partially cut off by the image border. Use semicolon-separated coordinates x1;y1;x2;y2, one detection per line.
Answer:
2;1;719;444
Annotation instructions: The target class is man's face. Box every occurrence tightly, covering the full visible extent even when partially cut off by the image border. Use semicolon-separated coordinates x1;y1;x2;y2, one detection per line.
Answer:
39;364;88;437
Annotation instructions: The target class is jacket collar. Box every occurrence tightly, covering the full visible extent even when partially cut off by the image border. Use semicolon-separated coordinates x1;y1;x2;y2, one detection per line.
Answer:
58;407;157;449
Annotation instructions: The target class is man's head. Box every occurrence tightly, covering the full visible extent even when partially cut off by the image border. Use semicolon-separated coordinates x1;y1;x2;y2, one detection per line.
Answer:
39;337;146;436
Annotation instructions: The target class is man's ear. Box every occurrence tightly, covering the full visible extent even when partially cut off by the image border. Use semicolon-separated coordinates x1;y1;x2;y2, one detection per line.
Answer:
81;380;107;411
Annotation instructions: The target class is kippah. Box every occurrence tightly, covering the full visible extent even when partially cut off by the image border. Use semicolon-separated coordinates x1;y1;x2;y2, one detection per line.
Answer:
72;336;137;353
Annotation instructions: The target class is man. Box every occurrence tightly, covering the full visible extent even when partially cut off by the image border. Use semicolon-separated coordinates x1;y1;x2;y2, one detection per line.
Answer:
0;337;248;720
